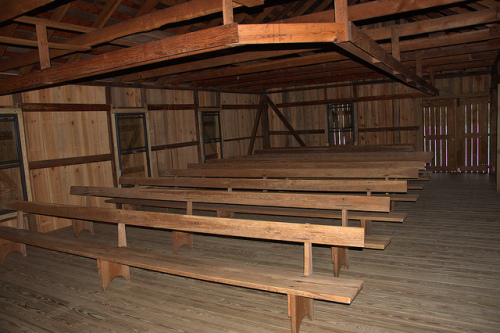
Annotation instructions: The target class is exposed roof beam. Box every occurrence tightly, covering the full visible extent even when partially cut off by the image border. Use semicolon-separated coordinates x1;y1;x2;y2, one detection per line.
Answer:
0;0;58;24
0;36;90;51
283;0;470;23
124;1;491;84
337;24;438;95
156;9;499;86
0;22;348;95
14;16;95;33
0;0;262;72
0;24;240;96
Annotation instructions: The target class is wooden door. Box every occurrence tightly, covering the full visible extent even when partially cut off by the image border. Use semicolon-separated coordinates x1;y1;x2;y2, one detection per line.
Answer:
423;98;491;173
456;97;491;173
423;99;457;172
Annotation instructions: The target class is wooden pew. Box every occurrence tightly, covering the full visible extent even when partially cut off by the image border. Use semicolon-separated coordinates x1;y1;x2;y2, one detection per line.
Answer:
0;200;364;333
120;175;419;205
189;160;426;170
70;185;399;256
242;151;434;163
160;167;420;180
253;144;415;154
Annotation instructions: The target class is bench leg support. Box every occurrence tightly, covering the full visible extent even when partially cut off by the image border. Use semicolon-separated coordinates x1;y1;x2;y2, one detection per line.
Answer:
173;231;193;254
288;295;313;333
97;259;130;291
73;219;94;238
0;240;27;263
331;246;349;277
360;219;372;235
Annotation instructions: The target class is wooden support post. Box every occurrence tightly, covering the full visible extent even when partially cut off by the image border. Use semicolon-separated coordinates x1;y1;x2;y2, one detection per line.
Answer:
288;294;313;333
247;108;262;155
391;26;400;61
334;0;348;26
36;24;50;69
416;51;423;78
173;200;194;254
332;209;349;277
266;95;306;147
73;194;95;238
222;0;234;25
0;210;28;262
362;191;373;235
260;94;270;149
97;259;130;292
304;241;312;276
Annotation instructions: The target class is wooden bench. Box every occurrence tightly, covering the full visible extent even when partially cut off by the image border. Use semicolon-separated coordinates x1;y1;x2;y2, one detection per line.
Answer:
246;150;434;163
120;175;419;205
0;200;364;333
190;160;426;170
160;167;421;180
253;144;416;154
70;185;399;270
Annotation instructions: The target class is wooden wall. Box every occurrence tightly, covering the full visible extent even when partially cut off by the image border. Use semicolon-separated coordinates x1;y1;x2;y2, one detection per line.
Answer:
0;85;261;232
266;81;421;148
265;74;494;174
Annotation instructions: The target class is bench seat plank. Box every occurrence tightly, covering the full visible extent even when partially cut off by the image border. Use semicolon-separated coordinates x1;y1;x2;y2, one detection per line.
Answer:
0;226;363;304
105;198;407;223
120;176;408;193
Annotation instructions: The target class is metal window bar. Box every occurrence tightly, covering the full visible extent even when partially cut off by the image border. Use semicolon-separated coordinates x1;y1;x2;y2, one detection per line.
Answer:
201;111;223;162
327;103;354;146
0;114;28;215
115;113;151;178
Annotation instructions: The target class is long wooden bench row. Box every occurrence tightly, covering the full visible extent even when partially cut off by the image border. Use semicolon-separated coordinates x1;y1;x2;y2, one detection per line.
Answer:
190;160;427;170
121;175;419;204
70;185;404;256
0;200;364;333
244;150;434;163
160;167;421;180
253;144;416;154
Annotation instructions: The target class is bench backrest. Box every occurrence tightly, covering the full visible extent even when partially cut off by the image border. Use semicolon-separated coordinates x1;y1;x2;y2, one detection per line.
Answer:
119;176;408;193
3;200;364;248
71;186;391;212
161;167;420;179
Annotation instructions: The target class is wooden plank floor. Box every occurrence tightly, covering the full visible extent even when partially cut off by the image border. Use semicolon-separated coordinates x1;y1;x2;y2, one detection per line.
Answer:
1;173;499;332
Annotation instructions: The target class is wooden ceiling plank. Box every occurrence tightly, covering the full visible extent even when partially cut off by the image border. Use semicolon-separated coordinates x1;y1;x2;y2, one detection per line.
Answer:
0;24;240;96
205;38;500;90
282;0;469;23
0;0;57;24
367;7;500;41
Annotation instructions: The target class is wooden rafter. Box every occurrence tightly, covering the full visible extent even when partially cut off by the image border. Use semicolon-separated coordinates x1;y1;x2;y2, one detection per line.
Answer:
0;23;349;95
0;0;57;24
0;36;90;51
0;0;264;73
266;95;307;147
120;0;489;84
338;23;439;95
